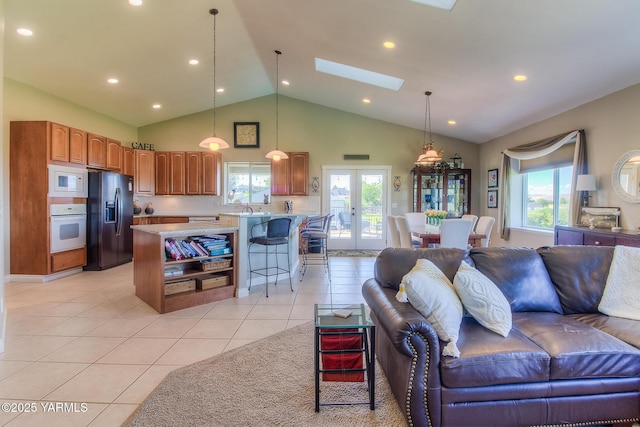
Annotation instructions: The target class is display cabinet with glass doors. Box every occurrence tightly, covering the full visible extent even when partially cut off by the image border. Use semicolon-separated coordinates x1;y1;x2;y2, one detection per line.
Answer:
412;166;471;217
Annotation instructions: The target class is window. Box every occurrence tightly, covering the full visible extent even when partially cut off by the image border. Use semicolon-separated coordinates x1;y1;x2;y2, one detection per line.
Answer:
225;162;271;204
523;165;572;229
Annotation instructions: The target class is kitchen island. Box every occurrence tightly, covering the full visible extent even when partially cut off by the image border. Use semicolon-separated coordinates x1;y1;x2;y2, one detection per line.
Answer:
219;213;308;297
131;222;238;313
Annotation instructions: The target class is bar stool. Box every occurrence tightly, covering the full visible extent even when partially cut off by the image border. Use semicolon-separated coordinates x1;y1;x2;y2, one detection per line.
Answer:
299;214;333;282
248;217;293;297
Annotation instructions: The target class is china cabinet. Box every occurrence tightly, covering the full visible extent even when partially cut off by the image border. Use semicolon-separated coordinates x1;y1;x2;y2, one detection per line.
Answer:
412;166;471;216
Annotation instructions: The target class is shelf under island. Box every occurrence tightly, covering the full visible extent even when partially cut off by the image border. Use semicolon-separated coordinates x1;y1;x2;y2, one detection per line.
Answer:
131;222;238;313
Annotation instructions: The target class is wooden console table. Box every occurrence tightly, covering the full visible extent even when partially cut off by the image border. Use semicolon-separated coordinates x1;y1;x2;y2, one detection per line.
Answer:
555;225;640;247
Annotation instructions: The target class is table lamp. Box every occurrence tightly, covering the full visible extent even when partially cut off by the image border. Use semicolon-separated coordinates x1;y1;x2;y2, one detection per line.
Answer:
576;174;596;207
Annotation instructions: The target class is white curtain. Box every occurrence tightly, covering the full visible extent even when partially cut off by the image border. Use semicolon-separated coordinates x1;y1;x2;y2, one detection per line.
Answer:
499;130;586;240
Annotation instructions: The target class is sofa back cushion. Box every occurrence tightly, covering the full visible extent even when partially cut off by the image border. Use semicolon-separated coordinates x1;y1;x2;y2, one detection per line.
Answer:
537;245;613;314
469;247;563;313
374;247;470;291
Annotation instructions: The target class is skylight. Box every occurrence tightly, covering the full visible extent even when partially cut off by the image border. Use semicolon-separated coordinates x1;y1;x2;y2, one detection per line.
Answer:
315;58;404;91
409;0;457;11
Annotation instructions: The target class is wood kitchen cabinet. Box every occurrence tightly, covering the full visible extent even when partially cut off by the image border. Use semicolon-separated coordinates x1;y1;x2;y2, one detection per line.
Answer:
87;133;107;168
122;147;135;176
106;138;122;171
185;152;202;195
49;123;87;165
201;151;221;195
271;151;309;196
155;151;186;195
135;149;155;195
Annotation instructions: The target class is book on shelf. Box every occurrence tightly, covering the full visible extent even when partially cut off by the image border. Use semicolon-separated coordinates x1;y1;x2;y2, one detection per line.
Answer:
164;266;183;277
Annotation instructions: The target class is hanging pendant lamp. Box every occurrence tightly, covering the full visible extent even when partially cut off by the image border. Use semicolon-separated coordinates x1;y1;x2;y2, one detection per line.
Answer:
265;50;289;161
199;8;229;151
415;91;442;165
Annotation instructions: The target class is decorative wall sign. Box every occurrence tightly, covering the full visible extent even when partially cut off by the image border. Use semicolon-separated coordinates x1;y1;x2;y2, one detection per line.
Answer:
488;189;498;208
394;176;401;191
488;169;498;188
234;122;260;148
311;177;320;193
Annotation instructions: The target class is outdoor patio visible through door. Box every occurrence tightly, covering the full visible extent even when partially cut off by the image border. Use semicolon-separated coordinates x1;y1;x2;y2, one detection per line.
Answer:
322;167;389;250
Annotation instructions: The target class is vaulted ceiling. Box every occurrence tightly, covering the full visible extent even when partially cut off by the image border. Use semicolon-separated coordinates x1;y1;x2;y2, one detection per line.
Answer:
5;0;640;143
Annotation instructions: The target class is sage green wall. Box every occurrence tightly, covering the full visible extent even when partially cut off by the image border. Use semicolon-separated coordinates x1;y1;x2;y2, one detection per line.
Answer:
478;82;640;248
2;78;138;276
138;94;481;215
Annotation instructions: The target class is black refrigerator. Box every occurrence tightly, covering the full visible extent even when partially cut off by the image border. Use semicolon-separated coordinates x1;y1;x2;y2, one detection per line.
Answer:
85;171;134;270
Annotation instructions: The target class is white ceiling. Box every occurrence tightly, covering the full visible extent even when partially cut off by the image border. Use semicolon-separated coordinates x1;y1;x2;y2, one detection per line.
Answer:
5;0;640;143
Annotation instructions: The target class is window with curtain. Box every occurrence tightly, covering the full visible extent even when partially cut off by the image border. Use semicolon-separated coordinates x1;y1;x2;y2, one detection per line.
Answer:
225;162;271;204
523;165;573;230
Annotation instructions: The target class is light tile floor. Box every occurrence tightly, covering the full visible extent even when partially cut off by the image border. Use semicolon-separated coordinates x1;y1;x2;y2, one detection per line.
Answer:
0;256;374;426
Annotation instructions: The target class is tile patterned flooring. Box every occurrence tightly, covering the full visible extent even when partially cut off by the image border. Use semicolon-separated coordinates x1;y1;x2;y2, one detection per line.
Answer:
0;256;375;426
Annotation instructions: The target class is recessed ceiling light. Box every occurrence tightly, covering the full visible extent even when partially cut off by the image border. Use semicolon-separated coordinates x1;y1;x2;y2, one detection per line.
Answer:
17;28;33;36
216;88;224;93
281;80;290;86
448;120;456;125
383;41;396;49
315;58;404;91
129;0;143;6
107;78;119;84
188;59;199;65
409;0;457;11
362;98;371;104
513;74;528;82
152;104;161;109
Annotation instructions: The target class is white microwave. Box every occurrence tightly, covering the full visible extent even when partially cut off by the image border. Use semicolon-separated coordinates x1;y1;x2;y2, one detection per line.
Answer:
48;165;88;198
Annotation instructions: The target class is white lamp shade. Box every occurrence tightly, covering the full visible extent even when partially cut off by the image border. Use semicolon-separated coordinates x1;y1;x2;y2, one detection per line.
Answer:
199;135;230;151
265;149;289;161
576;174;596;191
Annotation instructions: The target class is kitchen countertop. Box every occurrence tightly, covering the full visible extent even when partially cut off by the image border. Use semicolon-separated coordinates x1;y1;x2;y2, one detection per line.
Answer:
131;221;237;236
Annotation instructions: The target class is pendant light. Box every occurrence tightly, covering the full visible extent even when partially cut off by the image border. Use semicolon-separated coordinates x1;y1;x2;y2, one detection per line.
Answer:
199;8;229;151
415;91;442;165
265;50;289;161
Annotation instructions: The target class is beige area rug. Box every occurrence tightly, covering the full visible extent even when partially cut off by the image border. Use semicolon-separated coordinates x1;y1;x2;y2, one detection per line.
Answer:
327;250;381;257
124;322;406;427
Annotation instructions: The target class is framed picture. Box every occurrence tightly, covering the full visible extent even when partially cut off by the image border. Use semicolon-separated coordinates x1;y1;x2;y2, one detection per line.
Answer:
487;189;498;208
233;122;259;148
488;169;498;188
578;207;620;228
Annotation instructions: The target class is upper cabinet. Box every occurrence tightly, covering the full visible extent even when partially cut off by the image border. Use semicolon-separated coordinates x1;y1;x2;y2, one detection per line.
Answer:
135;149;155;195
49;123;87;165
185;152;202;195
271;151;309;196
201;151;221;195
87;133;107;168
155;151;186;195
106;138;122;171
122;147;135;176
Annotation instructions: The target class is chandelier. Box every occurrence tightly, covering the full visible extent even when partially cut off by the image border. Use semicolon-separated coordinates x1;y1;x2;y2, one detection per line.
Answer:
415;91;442;166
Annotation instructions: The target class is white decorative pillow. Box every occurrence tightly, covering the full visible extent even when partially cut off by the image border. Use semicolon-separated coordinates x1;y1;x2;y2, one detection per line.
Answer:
453;260;512;337
399;259;463;357
599;245;640;320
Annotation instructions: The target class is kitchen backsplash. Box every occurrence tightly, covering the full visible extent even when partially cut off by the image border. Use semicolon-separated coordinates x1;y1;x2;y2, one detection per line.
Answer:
134;195;321;216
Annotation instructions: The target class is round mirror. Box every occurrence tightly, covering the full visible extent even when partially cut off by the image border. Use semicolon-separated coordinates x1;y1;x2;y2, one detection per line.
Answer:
612;149;640;203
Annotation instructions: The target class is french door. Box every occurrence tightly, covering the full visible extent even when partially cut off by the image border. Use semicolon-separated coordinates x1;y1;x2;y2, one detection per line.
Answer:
322;166;390;250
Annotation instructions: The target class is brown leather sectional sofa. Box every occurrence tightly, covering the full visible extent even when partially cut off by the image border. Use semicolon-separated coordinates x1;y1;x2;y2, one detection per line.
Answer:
362;246;640;427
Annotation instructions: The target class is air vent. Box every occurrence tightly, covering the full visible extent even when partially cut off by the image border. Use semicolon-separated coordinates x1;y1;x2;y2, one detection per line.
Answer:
343;154;370;160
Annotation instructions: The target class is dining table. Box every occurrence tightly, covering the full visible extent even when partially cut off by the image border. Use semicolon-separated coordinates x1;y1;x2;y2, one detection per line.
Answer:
412;231;486;248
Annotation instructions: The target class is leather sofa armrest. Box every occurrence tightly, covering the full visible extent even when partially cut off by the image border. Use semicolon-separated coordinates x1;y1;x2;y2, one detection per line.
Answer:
363;278;441;359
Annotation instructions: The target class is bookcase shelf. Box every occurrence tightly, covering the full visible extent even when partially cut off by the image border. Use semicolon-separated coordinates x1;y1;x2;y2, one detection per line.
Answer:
133;227;238;313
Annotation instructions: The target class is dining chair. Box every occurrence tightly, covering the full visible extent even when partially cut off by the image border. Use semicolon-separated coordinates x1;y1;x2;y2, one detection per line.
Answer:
386;215;401;247
396;216;421;248
439;218;474;249
404;212;427;235
461;214;478;232
475;216;496;247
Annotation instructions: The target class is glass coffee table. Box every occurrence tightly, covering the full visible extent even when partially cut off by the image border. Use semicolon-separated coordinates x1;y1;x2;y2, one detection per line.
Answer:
314;303;375;412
